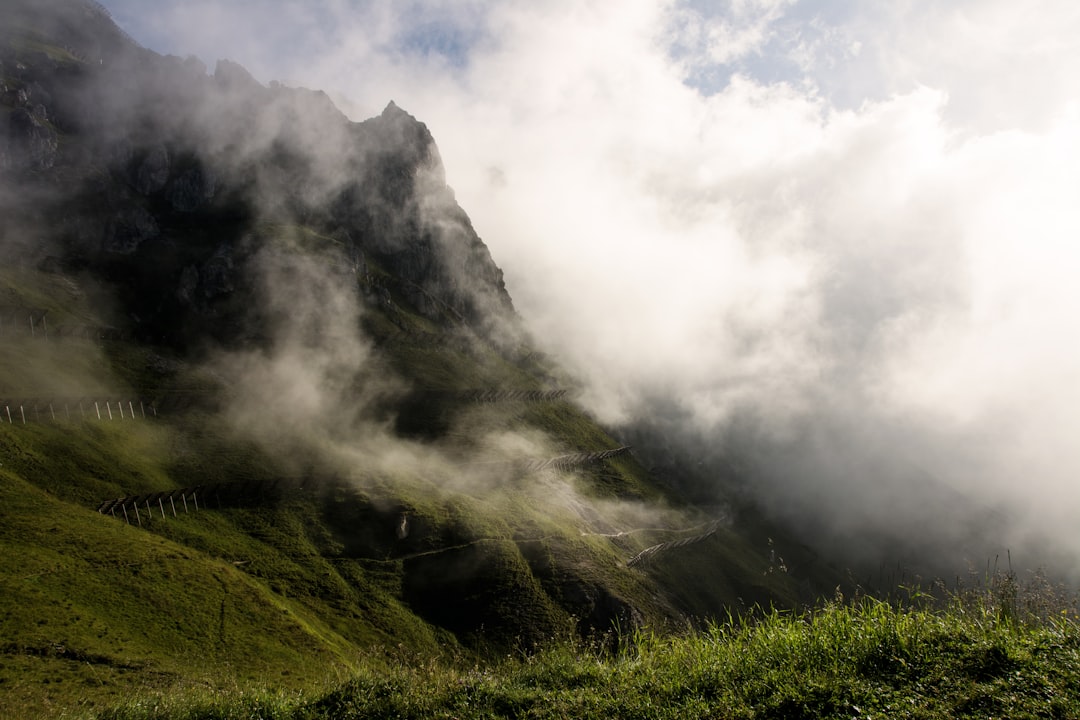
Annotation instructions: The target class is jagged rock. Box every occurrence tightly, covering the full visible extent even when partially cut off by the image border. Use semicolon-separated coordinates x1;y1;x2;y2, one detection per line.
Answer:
200;243;235;298
108;139;134;173
214;58;262;92
167;164;217;211
25;81;52;108
274;85;348;126
182;55;207;77
63;212;106;259
3;7;514;343
104;205;159;253
319;102;514;329
177;265;199;305
135;144;170;194
4;107;59;170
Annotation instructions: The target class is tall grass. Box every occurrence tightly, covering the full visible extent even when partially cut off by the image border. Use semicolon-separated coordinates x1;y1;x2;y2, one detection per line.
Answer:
90;576;1080;720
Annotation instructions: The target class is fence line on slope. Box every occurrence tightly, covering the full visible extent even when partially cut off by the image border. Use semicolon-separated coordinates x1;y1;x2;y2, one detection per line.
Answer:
0;391;231;424
516;446;633;473
96;477;295;526
0;397;156;423
626;520;724;567
0;386;569;426
460;389;570;404
0;305;127;342
95;446;635;529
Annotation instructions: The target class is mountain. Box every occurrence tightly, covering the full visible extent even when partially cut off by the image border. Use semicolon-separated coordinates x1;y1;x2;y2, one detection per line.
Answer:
0;1;845;716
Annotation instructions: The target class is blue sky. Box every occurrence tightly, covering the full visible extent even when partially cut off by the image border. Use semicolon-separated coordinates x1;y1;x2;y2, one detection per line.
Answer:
95;0;1080;559
101;0;870;104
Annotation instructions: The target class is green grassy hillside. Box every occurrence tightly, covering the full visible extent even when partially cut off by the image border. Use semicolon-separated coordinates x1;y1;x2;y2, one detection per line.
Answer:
0;260;832;718
84;588;1080;720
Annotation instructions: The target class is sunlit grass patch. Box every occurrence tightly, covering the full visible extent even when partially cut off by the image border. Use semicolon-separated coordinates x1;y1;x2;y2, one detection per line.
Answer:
82;587;1080;720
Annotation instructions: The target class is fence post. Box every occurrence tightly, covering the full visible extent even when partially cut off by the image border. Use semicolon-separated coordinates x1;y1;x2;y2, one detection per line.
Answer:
95;401;101;420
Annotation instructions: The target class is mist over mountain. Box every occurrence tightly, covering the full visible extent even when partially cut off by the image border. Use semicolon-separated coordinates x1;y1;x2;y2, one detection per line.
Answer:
2;0;515;349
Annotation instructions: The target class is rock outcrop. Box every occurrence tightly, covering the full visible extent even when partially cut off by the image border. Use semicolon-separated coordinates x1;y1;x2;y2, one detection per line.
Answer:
0;0;515;347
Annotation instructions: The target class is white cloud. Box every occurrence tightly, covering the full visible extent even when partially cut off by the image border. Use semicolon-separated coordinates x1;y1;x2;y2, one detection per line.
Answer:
824;0;1080;130
699;0;797;65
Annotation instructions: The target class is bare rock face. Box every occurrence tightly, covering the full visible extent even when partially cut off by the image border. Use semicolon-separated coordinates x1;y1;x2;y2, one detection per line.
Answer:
2;3;518;347
213;58;262;93
104;205;159;254
328;101;515;330
3;107;59;170
200;243;236;299
135;144;170;194
177;264;199;305
168;164;217;211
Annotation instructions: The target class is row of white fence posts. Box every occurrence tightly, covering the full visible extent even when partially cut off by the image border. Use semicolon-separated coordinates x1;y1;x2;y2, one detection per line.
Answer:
1;400;156;423
0;312;48;339
32;312;46;339
108;491;199;527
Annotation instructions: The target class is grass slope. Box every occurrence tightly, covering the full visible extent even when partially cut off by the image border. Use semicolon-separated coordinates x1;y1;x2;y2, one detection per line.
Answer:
0;235;835;717
0;414;447;719
89;591;1080;720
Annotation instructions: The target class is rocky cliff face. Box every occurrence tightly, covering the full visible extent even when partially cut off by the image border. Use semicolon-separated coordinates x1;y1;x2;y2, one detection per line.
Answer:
0;0;515;347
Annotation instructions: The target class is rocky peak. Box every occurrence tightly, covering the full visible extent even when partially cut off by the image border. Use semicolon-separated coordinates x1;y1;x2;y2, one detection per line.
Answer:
213;58;263;93
1;2;516;345
362;100;446;186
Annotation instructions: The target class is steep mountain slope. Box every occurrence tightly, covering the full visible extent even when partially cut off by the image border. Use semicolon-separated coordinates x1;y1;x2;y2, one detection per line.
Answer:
0;1;844;716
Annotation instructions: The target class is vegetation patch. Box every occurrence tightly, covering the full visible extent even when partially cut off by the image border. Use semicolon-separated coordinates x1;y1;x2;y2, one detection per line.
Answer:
82;592;1080;720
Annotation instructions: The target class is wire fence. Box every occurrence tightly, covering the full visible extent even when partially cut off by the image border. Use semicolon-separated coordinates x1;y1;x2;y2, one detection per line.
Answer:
0;397;156;423
96;477;285;526
626;520;724;567
0;306;125;341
